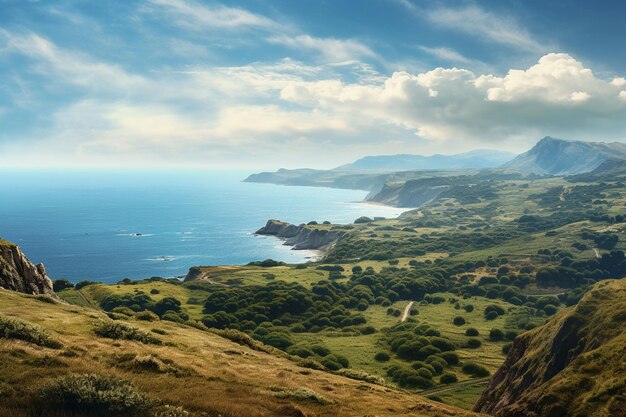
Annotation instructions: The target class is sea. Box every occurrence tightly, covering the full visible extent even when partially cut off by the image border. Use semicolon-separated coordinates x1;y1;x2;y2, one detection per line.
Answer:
1;170;406;283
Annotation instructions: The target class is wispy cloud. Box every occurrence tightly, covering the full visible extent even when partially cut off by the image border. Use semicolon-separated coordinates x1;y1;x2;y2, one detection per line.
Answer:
268;34;377;62
145;0;285;32
0;30;144;90
425;5;549;53
418;46;472;65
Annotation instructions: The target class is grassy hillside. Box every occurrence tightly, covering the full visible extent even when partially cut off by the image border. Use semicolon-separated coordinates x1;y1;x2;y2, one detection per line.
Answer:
0;289;480;417
474;278;626;417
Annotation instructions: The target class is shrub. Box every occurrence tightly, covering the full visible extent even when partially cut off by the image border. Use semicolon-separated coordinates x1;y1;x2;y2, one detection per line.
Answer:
310;345;330;357
150;289;160;295
161;311;186;323
485;311;499;320
94;321;161;344
466;338;482;348
74;280;97;290
135;311;159;321
336;369;385;385
275;387;332;405
465;327;479;336
438;352;460;366
489;328;505;341
53;279;74;292
504;330;519;341
462;362;490;377
544;305;558;315
463;304;474;312
39;374;151;413
110;306;135;316
453;316;466;326
354;216;373;224
440;373;458;384
321;357;342;370
0;315;62;348
374;352;390;362
502;343;513;354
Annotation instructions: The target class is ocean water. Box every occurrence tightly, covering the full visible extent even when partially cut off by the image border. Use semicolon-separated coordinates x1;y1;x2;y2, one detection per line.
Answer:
1;170;405;283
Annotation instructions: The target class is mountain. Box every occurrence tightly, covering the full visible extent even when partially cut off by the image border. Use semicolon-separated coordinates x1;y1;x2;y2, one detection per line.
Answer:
502;137;626;175
0;238;56;297
474;278;626;417
335;150;516;172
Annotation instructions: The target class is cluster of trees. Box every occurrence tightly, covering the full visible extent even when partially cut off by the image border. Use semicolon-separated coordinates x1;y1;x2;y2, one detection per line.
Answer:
99;292;187;322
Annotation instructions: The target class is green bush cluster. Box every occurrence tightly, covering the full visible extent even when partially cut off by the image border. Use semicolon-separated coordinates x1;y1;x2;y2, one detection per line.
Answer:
0;314;62;348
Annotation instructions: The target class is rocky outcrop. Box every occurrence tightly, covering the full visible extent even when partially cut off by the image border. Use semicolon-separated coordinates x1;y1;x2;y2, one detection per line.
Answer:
0;240;56;297
474;278;626;417
255;220;344;251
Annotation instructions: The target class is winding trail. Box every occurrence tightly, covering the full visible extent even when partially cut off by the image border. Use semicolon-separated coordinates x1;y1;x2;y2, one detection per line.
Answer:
401;301;414;322
593;248;601;259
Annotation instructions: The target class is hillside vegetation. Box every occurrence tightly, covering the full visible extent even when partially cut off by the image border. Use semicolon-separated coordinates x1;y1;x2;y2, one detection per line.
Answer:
0;289;479;417
475;278;626;417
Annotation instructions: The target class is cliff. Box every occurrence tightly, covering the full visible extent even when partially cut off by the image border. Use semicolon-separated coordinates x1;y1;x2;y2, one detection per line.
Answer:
256;220;344;251
0;239;56;297
474;278;626;417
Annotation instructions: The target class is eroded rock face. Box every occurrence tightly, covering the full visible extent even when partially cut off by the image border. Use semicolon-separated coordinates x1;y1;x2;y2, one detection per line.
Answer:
474;279;626;417
0;241;56;296
255;220;344;251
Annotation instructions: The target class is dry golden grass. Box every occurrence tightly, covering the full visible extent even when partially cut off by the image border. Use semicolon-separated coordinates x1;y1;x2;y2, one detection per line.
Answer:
0;289;482;417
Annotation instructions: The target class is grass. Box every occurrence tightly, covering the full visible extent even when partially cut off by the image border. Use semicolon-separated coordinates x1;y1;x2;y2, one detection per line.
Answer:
93;321;162;345
0;314;62;348
0;289;474;417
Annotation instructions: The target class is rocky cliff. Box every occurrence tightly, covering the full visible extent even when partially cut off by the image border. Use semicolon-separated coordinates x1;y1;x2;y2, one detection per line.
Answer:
474;278;626;417
255;220;344;251
0;239;56;297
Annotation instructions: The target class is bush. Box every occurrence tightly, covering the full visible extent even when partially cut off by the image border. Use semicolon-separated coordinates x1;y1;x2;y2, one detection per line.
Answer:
485;311;499;321
275;387;332;405
452;316;466;326
544;305;558;315
0;314;62;348
336;369;385;385
135;311;159;321
438;352;460;366
354;216;373;224
502;343;513;354
94;321;161;344
374;351;390;362
465;327;479;336
462;362;490;377
74;280;97;290
440;373;458;384
463;304;474;312
310;345;330;357
53;279;74;292
489;328;504;341
466;338;482;348
39;374;151;413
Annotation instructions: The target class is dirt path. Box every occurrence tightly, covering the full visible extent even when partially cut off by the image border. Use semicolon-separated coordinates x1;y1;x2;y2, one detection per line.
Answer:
593;247;601;258
401;301;414;322
419;377;491;396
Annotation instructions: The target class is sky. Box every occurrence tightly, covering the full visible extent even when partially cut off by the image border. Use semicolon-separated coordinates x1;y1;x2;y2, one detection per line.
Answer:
2;0;626;169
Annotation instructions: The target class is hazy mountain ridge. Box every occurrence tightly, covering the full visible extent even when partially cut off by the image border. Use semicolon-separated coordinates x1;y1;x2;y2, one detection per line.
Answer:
335;150;516;172
503;136;626;175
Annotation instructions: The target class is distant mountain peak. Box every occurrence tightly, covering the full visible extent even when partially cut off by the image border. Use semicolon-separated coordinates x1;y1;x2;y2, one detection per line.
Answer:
503;137;626;176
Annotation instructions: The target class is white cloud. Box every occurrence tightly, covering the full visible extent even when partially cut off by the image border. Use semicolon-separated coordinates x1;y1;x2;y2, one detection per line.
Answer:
268;34;376;62
0;30;143;90
278;53;626;146
425;5;549;53
146;0;283;32
418;46;472;64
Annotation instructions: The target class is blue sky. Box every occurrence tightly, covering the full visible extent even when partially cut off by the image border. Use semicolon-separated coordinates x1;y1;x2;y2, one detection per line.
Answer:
2;0;626;168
